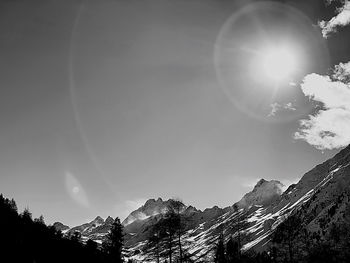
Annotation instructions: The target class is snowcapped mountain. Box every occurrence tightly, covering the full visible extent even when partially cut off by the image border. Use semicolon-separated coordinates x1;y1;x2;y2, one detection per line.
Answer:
53;144;350;262
122;198;171;226
55;216;115;244
237;179;284;208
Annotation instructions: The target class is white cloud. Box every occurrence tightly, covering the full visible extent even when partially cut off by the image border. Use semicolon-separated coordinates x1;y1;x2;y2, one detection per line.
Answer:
281;177;301;191
284;102;297;111
294;64;350;150
333;61;350;82
268;102;296;117
115;198;147;221
268;102;280;117
319;1;350;38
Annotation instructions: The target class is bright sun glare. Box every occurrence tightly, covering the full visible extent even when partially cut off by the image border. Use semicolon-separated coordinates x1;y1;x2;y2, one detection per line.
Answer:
258;46;298;82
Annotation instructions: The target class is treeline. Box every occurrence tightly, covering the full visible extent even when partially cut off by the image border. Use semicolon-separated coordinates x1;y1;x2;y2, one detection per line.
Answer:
0;194;124;263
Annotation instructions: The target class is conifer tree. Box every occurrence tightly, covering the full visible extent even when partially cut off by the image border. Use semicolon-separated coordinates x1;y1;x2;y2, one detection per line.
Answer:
104;217;124;263
214;233;226;263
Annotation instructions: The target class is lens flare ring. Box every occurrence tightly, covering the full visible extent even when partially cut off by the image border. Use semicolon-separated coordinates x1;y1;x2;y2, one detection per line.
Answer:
214;1;330;122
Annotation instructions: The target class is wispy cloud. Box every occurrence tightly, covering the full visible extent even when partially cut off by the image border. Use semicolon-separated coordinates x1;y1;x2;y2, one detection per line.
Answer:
268;102;296;117
319;1;350;38
294;62;350;150
115;198;147;221
125;199;147;212
284;102;297;111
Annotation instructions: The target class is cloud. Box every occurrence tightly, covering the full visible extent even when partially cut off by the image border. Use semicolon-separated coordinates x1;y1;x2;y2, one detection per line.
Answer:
268;103;280;117
125;199;147;212
294;63;350;150
281;177;301;191
284;102;297;111
268;102;296;117
333;61;350;82
319;1;350;38
114;198;147;221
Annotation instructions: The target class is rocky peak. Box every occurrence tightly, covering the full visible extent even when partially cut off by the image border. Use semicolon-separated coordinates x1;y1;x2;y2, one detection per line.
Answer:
105;216;114;225
52;222;70;232
144;198;156;206
144;197;164;208
237;179;284;208
92;216;104;223
185;205;198;214
122;198;191;226
122;198;170;226
255;179;267;188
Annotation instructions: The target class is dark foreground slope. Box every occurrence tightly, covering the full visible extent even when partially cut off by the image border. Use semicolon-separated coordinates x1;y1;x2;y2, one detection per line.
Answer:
0;194;109;263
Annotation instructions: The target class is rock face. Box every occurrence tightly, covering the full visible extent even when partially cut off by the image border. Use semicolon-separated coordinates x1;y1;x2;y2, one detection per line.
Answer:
237;179;285;208
122;198;170;226
55;145;350;262
52;222;69;233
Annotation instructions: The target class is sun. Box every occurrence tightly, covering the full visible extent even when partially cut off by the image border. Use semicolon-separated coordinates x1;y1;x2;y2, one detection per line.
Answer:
257;45;298;83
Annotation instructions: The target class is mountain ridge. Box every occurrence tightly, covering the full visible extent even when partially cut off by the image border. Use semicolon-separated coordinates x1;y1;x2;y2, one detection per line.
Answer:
52;144;350;261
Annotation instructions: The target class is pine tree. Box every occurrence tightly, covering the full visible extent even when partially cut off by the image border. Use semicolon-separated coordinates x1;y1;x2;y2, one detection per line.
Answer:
146;223;162;263
226;236;239;263
214;233;226;263
104;217;124;263
168;199;186;263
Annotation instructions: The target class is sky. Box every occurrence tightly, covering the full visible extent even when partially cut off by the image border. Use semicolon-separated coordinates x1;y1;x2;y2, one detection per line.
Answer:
0;0;350;227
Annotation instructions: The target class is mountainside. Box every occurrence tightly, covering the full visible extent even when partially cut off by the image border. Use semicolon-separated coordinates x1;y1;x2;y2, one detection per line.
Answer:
237;179;284;208
54;145;350;262
122;198;172;226
56;216;115;244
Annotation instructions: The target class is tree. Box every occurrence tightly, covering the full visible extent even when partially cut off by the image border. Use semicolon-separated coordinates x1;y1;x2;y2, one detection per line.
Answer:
148;199;188;263
162;213;177;263
168;199;186;263
271;214;303;263
214;232;226;263
146;220;163;263
104;217;124;263
226;236;239;263
21;207;33;222
231;204;250;260
86;239;97;249
34;215;45;225
70;231;82;243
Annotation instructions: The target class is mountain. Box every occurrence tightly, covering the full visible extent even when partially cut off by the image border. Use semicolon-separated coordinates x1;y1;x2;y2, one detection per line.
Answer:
59;216;115;244
52;222;70;233
237;179;284;208
54;145;350;262
122;198;170;226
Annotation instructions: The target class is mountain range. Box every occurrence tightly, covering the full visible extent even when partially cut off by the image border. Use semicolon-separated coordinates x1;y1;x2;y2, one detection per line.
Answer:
53;144;350;261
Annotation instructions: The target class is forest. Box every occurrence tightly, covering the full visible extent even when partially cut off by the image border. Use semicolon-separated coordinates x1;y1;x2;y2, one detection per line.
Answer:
0;194;123;263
